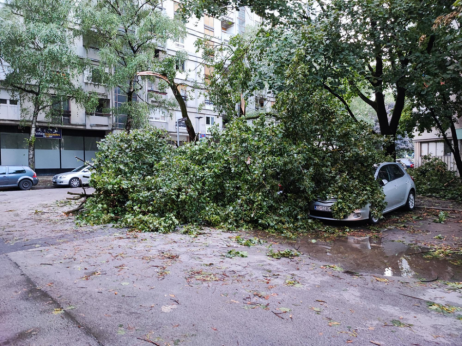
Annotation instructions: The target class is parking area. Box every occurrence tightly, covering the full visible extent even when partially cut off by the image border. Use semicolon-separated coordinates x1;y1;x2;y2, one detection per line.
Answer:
0;189;461;345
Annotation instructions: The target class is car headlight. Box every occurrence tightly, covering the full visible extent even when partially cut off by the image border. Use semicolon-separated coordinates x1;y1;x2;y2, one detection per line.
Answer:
58;176;65;179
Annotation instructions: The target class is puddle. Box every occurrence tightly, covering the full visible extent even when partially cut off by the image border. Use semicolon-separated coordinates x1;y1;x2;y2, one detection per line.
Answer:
252;232;462;281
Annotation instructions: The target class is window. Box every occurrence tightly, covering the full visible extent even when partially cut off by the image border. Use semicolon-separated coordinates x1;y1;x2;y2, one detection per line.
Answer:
0;167;6;175
52;96;71;124
377;166;390;182
154;49;165;59
8;167;26;174
444;141;452;156
175;85;187;100
176;59;185;72
0;99;6;104
255;96;265;110
10;100;18;105
83;34;100;50
238;7;245;34
204;15;214;36
388;164;405;180
206;116;215;125
204;65;213;84
95;98;110;115
205;41;215;56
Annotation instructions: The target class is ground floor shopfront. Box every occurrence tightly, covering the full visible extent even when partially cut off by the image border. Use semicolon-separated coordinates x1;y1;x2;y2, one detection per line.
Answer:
0;125;106;175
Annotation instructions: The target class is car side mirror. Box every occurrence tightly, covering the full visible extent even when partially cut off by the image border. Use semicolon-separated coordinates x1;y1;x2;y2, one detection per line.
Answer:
380;179;388;186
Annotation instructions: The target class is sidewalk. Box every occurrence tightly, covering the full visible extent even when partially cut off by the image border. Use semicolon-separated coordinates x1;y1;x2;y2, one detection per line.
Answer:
33;175;54;189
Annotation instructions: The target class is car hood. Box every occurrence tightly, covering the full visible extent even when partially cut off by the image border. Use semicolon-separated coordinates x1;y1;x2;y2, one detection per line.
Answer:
56;172;78;177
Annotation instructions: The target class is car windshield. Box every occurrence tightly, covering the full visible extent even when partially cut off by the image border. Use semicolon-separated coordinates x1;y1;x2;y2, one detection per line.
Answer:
71;165;86;172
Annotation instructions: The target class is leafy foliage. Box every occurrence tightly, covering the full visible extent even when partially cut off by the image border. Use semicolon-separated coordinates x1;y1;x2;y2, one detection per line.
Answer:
79;96;387;234
77;0;187;132
267;249;300;259
224;249;248;258
408;156;462;201
235;236;265;246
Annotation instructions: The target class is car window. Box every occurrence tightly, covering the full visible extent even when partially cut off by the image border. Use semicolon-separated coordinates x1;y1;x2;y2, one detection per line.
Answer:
377;166;390;182
8;166;26;174
71;165;86;172
0;167;6;175
389;164;405;180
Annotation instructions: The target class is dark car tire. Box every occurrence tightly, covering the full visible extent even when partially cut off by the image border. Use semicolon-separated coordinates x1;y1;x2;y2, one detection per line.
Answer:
18;179;33;190
403;191;415;211
69;178;81;188
368;212;379;225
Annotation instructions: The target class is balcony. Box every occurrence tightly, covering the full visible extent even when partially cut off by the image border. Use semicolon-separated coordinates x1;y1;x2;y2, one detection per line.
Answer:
221;31;231;43
86;112;111;128
0;103;20;121
50;111;71;125
204;100;214;110
149;120;168;130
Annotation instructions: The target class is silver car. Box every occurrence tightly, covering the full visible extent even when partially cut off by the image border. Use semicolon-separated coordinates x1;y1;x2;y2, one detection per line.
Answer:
309;162;416;224
52;165;92;188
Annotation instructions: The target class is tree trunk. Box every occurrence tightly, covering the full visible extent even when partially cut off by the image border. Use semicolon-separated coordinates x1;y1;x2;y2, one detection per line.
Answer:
375;91;397;160
449;121;462;181
28;101;40;170
171;83;196;142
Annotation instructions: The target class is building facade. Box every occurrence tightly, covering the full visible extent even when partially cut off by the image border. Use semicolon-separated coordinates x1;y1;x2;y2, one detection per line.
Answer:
0;2;263;174
412;118;462;174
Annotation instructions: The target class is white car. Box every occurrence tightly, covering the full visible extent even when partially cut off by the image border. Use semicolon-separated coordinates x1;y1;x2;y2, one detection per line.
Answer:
309;162;416;224
52;165;92;188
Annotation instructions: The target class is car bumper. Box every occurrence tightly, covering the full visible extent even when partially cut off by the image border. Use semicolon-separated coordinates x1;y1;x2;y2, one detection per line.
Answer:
309;201;370;222
52;177;70;186
32;178;39;186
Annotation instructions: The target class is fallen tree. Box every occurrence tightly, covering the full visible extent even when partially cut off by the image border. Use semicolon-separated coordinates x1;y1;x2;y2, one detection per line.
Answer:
77;93;388;235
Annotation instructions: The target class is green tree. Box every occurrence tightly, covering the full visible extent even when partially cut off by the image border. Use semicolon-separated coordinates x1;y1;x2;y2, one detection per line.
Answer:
401;6;462;178
0;0;85;169
78;0;196;137
184;0;458;159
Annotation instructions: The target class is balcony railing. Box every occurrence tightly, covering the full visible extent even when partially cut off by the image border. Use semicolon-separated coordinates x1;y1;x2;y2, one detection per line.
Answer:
51;110;71;125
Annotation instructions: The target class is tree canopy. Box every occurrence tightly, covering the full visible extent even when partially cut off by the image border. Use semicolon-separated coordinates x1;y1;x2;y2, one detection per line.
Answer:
77;0;188;133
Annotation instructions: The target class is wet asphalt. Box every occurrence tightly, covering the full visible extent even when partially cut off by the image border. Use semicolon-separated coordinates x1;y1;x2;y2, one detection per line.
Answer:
0;188;461;346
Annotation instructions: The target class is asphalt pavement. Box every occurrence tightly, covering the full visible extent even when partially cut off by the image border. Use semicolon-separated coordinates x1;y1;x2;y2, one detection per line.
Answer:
0;188;461;345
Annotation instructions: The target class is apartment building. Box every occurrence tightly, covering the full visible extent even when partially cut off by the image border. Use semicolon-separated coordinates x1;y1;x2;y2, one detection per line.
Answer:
0;2;263;174
412;118;462;174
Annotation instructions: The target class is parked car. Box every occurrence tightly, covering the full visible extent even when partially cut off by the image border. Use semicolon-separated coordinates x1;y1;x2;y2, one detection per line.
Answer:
397;158;414;169
52;165;92;188
0;165;39;190
309;162;416;224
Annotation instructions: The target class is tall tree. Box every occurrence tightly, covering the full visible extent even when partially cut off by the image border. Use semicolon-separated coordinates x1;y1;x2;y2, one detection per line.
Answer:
78;0;195;137
0;0;85;169
182;0;458;159
402;6;462;178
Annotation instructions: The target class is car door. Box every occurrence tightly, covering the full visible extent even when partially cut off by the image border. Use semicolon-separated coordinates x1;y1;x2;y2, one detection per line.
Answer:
80;167;91;185
387;164;408;207
7;166;27;185
376;165;395;212
0;166;8;186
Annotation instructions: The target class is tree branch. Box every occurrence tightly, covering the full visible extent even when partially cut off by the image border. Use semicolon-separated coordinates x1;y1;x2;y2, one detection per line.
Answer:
322;83;358;122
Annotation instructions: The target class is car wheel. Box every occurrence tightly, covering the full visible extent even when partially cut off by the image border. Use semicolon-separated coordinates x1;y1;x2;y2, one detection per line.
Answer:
18;179;33;190
69;177;81;188
403;191;415;211
368;212;379;225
